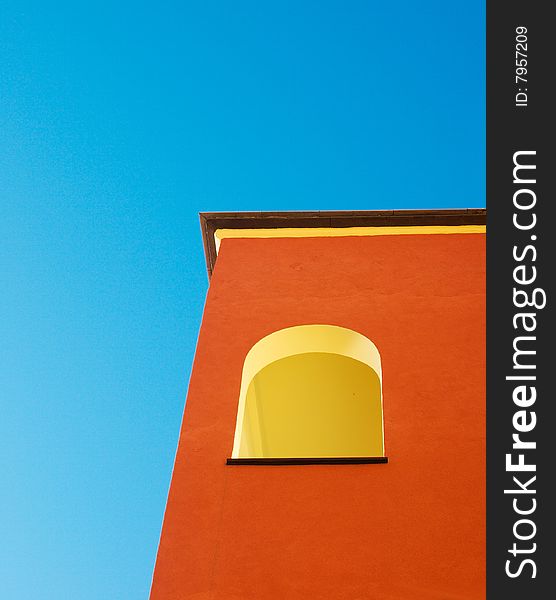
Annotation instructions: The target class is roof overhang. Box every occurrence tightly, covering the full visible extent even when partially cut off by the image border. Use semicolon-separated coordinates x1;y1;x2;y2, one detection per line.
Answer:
199;209;486;279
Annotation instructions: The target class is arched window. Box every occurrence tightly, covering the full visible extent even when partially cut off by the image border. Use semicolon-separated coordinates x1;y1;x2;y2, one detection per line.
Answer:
228;325;387;465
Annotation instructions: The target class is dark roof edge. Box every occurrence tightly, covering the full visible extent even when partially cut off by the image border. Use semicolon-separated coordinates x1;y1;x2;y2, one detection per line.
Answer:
199;208;486;279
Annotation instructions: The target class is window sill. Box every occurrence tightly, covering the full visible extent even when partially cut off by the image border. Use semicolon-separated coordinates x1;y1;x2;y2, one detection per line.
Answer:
226;457;388;465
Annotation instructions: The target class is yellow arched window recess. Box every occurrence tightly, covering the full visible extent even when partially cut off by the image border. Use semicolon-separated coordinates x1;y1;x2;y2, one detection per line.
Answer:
228;325;387;465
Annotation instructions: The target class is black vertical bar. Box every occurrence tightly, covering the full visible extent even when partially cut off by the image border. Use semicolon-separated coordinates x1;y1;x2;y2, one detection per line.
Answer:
487;1;553;598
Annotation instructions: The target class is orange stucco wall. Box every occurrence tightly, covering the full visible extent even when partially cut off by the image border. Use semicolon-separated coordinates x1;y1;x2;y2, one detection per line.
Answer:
150;233;486;600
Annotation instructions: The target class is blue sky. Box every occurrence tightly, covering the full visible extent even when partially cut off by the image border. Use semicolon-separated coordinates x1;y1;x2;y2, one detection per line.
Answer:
1;1;484;598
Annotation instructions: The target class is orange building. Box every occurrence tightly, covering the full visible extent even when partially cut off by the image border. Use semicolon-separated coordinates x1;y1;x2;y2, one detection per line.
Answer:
150;209;486;600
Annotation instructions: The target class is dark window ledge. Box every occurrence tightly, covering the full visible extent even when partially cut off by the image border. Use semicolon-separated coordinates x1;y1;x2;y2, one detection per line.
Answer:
226;457;388;465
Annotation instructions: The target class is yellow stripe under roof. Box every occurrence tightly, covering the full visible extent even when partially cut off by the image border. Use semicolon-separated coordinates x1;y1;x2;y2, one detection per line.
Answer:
214;225;485;253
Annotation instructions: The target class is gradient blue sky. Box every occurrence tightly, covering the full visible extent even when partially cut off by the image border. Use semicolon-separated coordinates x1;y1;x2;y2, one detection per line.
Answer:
1;2;484;598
